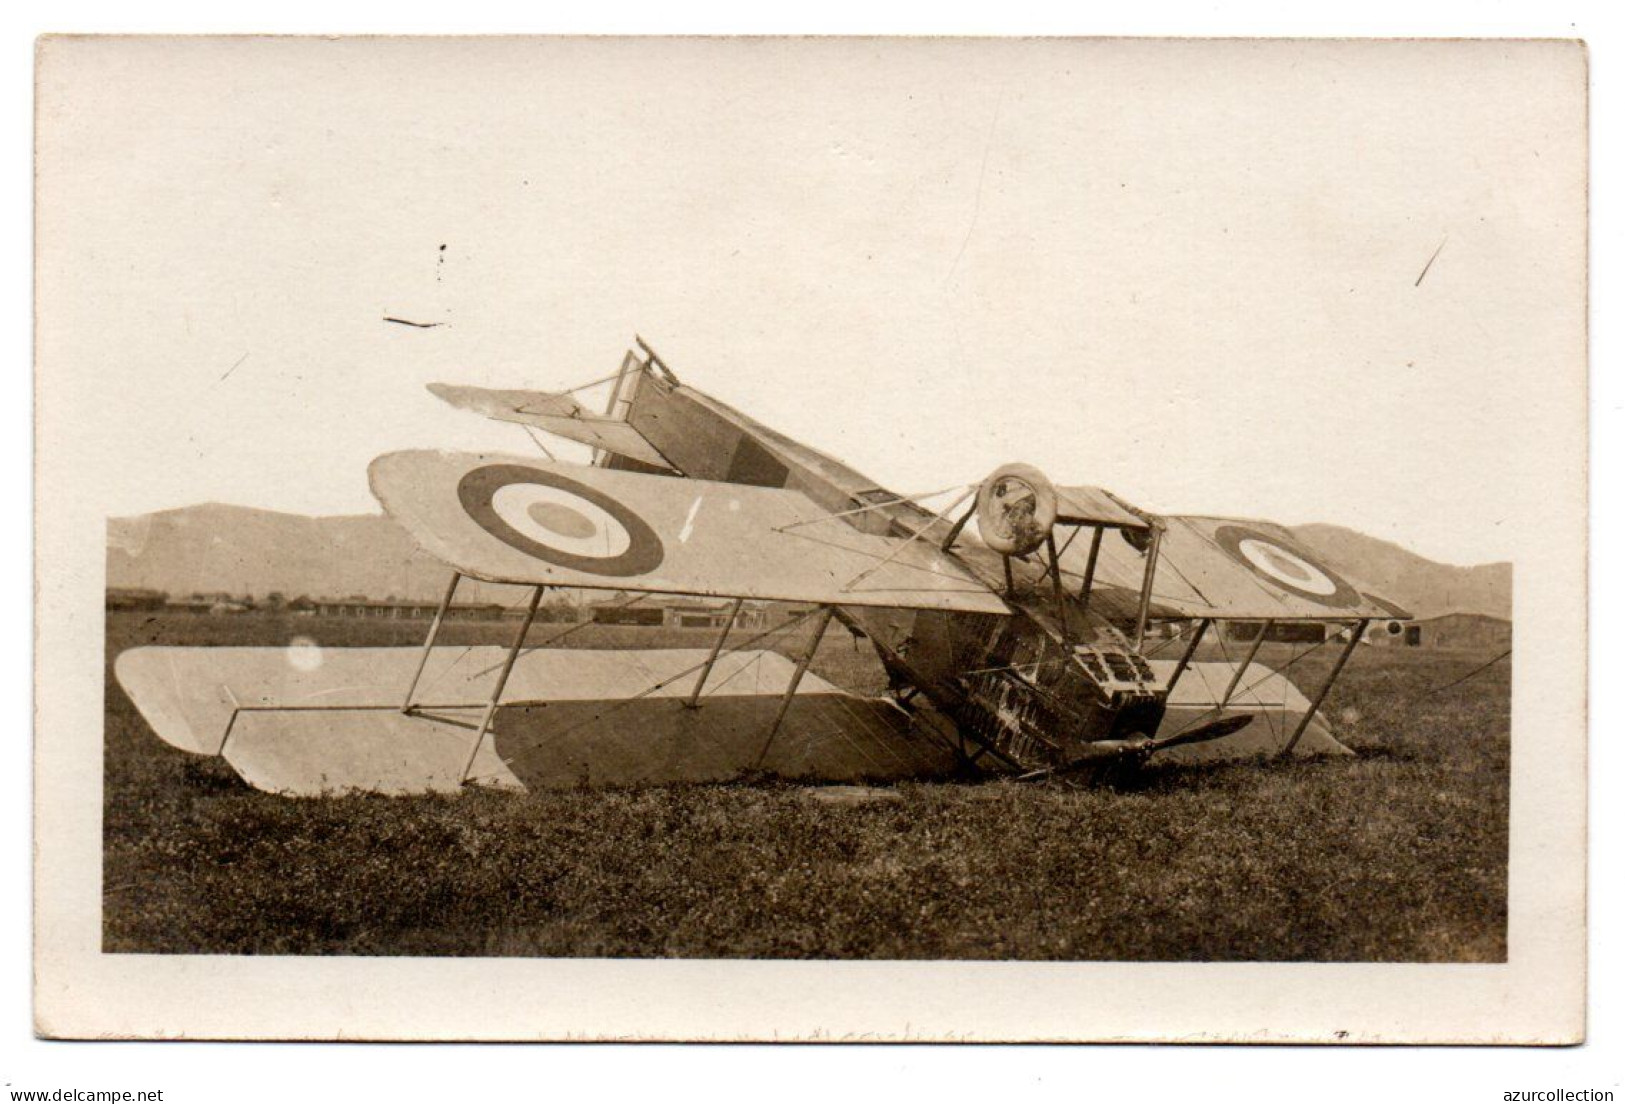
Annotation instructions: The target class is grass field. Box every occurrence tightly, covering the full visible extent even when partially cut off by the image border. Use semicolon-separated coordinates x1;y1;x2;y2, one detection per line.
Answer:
104;610;1508;961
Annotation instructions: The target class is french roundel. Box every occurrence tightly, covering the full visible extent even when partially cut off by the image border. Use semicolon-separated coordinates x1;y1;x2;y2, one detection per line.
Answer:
457;464;665;577
1212;524;1362;609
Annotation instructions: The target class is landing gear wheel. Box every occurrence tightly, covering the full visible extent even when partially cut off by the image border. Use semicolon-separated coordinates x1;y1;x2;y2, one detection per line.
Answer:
976;462;1058;556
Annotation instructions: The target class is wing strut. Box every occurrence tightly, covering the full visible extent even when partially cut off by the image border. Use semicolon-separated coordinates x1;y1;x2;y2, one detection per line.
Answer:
1076;525;1104;620
1046;532;1069;642
458;586;544;784
217;683;242;755
1165;618;1210;694
684;598;746;709
1133;524;1164;649
401;571;463;712
1221;619;1273;706
755;606;835;767
1279;620;1368;756
938;494;978;551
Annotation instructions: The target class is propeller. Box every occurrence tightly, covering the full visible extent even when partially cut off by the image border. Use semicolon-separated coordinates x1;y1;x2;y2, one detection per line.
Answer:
1014;714;1257;782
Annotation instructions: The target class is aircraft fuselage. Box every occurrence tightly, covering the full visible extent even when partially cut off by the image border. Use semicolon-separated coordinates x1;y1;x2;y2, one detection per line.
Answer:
608;364;1167;772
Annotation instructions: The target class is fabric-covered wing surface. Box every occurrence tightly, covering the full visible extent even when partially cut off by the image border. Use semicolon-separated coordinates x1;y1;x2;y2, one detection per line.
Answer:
427;383;674;469
114;645;950;795
371;450;1010;614
1060;514;1409;621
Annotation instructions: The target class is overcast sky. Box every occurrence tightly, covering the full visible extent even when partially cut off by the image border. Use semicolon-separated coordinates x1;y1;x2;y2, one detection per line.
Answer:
38;37;1585;566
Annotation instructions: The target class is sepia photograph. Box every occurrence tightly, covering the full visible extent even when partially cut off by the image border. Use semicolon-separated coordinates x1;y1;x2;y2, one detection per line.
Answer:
33;34;1586;1042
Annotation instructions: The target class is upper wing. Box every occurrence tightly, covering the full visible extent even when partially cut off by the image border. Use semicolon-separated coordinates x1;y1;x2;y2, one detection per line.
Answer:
1061;514;1410;622
427;383;675;470
370;450;1010;614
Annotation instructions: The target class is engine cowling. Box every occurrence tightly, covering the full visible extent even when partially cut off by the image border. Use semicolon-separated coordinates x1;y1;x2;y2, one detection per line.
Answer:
975;462;1059;556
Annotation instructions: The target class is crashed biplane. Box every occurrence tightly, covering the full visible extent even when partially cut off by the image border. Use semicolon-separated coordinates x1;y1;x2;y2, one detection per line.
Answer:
116;338;1408;796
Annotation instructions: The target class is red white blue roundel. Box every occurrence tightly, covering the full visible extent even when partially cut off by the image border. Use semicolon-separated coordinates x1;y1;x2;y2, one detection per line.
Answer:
458;464;664;576
1212;524;1362;609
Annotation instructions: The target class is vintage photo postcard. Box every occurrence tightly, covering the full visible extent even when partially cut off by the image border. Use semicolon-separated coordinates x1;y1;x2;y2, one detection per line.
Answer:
34;35;1586;1041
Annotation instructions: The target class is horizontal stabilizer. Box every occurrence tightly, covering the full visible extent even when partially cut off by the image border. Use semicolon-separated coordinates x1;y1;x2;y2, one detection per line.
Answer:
428;382;674;469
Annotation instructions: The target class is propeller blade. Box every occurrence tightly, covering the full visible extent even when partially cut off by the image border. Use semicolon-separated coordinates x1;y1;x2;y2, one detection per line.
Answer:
1014;713;1256;782
1142;713;1256;754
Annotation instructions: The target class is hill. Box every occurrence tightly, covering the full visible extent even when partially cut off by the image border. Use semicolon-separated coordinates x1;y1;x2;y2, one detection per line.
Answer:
106;504;526;605
1288;523;1510;621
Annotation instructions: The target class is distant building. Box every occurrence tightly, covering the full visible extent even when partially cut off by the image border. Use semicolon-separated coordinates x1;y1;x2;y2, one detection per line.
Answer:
1222;621;1329;645
657;597;758;629
591;604;664;626
165;592;247;614
165;595;213;613
530;598;585;624
311;598;504;620
136;587;841;632
1366;612;1511;650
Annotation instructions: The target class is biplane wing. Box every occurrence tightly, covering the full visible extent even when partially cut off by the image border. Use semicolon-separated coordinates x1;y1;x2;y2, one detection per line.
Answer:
426;382;675;470
370;450;1011;614
1062;513;1409;622
114;645;952;795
